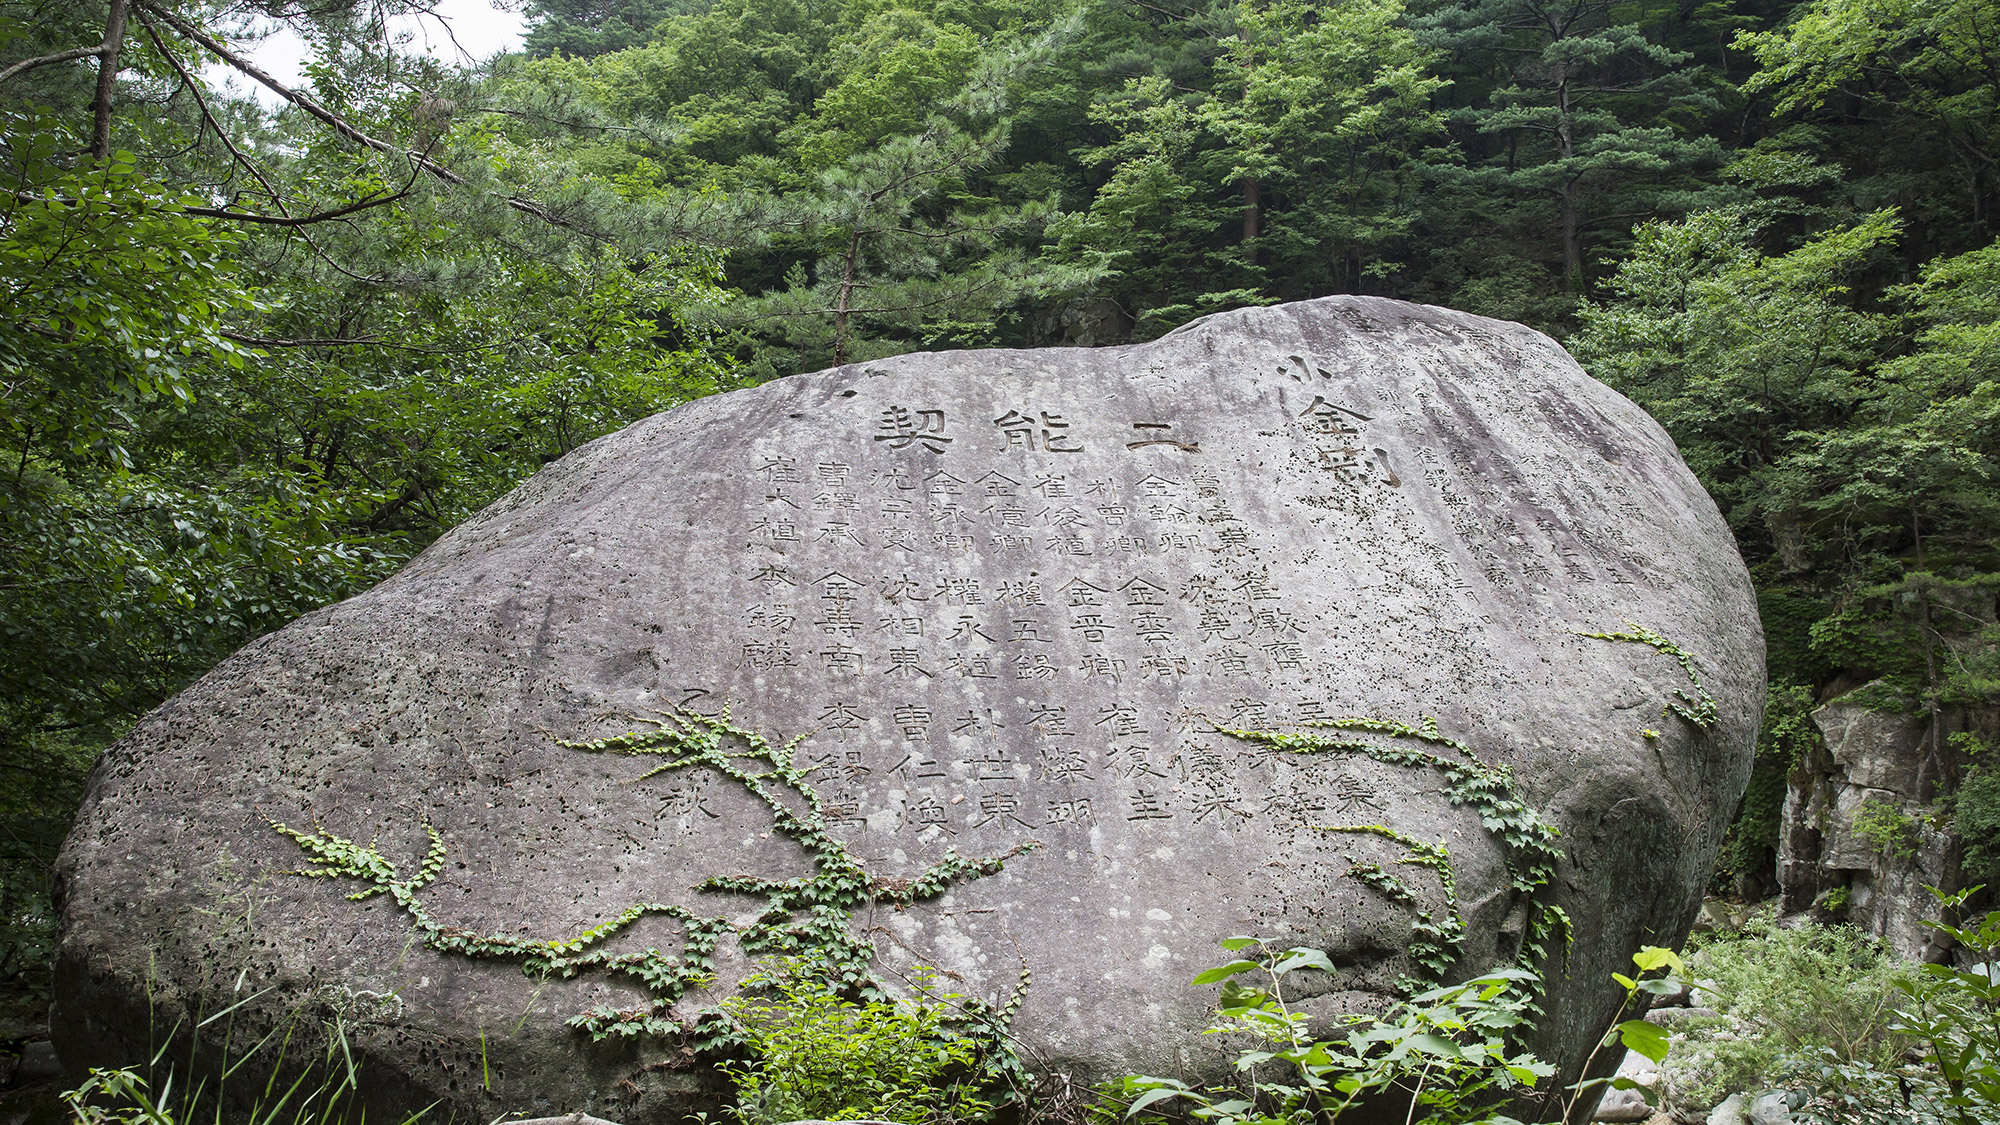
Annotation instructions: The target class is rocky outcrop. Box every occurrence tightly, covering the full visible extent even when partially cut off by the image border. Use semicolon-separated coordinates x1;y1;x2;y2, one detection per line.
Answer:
1778;691;1996;960
54;297;1764;1122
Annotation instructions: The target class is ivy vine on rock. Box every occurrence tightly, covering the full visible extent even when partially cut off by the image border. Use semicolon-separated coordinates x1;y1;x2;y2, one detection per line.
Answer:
271;705;1036;1044
1323;823;1466;985
1217;713;1569;997
1213;625;1714;1003
1575;623;1720;731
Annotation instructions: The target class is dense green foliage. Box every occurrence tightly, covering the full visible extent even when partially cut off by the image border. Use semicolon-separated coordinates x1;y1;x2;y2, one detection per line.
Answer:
1669;919;1915;1108
1112;942;1692;1125
1891;889;2000;1125
719;963;1007;1125
1661;905;2000;1125
4;0;2000;1054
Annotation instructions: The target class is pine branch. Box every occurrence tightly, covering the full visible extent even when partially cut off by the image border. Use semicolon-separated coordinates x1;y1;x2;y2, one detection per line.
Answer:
0;44;108;85
135;0;594;236
136;12;290;211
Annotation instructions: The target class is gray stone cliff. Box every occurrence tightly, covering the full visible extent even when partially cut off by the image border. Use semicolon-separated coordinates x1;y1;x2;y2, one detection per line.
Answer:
1779;690;1996;959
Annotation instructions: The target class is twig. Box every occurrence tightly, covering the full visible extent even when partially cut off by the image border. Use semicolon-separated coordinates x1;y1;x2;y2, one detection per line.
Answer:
136;13;301;222
185;185;411;226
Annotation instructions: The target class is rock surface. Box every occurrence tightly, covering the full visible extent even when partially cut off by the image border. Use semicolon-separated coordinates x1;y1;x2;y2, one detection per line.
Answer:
1590;1049;1660;1121
1746;1092;1792;1125
1703;1092;1747;1125
55;297;1764;1121
1777;688;1997;958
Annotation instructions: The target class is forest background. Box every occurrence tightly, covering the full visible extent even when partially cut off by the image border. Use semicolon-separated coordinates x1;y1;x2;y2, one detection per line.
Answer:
2;0;1999;1027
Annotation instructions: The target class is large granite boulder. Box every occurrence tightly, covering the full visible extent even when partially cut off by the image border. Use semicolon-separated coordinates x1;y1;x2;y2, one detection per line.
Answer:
55;297;1763;1121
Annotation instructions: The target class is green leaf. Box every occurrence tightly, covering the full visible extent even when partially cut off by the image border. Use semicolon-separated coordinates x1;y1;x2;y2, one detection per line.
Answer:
1406;1033;1463;1057
1632;947;1685;975
1192;960;1263;986
1272;949;1336;975
1617;1020;1670;1064
1611;1076;1660;1106
1125;1085;1188;1117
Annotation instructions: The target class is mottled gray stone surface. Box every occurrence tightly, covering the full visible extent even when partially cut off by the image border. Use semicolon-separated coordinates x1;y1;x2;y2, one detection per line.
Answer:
1778;688;1994;959
55;297;1763;1121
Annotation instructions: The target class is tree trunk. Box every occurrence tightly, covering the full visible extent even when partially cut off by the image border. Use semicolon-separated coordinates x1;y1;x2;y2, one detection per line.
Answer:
1560;181;1582;293
1911;507;1956;798
89;0;130;161
1555;77;1583;293
832;230;861;367
1241;176;1260;249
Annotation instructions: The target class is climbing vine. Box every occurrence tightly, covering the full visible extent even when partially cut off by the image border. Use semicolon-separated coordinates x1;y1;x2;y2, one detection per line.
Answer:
1218;714;1569;994
273;627;1711;1059
1575;623;1720;731
1322;823;1465;985
1215;624;1712;1000
272;706;1035;1045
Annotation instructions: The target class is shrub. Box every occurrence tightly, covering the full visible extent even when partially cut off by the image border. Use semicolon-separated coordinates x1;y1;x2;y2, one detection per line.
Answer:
1784;1040;1952;1120
1779;1047;1959;1125
717;963;1002;1125
1110;938;1569;1125
1951;762;2000;885
1665;920;1914;1111
1852;797;1925;863
1890;888;2000;1125
1698;918;1913;1066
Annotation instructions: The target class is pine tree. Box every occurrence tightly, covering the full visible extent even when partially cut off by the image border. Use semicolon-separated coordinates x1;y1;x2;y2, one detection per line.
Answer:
522;0;703;58
713;18;1099;371
1413;0;1726;298
1053;0;1445;332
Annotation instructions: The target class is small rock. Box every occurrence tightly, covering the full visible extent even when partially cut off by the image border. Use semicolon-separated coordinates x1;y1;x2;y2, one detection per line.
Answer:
1592;1050;1662;1121
1595;1087;1652;1121
15;1040;60;1082
1646;1005;1723;1028
1692;901;1740;935
1704;1093;1747;1125
1747;1092;1791;1125
1616;1047;1663;1086
1689;977;1727;1008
